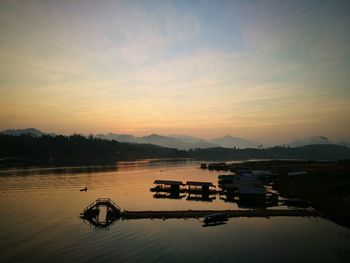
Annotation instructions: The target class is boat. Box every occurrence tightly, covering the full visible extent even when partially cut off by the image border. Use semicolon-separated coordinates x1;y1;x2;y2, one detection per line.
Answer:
80;187;87;192
203;213;229;225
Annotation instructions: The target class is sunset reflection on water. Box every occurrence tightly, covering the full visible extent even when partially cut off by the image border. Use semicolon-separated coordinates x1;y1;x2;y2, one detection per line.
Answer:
1;159;350;263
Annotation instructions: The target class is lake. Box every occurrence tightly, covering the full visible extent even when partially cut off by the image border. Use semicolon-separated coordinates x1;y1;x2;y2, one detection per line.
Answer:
0;159;349;262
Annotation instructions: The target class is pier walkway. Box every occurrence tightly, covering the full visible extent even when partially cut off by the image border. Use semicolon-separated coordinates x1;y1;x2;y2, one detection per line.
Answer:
81;198;318;221
122;209;318;219
81;198;121;217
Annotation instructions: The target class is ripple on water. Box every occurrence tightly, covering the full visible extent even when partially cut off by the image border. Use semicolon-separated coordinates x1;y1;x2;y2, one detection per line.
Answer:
1;163;350;263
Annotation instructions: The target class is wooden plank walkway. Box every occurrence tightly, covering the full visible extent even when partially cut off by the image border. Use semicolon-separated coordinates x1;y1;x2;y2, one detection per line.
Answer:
121;209;318;220
82;198;121;215
81;199;318;221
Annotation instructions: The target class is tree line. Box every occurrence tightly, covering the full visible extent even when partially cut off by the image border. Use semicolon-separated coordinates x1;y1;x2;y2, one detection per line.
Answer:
0;134;187;167
0;134;349;168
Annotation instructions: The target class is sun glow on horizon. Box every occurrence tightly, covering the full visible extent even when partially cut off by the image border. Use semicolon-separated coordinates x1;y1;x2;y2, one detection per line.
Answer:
0;0;349;144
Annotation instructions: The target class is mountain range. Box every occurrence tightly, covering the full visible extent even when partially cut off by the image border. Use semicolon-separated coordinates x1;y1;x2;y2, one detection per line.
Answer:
0;128;348;150
0;128;56;137
95;133;261;150
288;136;333;147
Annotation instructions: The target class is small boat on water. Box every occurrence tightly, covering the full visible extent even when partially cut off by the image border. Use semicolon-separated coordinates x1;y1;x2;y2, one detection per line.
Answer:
80;187;88;192
203;213;229;225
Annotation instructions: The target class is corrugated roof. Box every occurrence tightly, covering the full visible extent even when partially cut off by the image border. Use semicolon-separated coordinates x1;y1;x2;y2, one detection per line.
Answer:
186;181;215;187
153;180;184;185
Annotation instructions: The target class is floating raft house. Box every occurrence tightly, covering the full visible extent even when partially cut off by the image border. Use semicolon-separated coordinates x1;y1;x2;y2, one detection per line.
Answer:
186;181;216;193
151;180;185;192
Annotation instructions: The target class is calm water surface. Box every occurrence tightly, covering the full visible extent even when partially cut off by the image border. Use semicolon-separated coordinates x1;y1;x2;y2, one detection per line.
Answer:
0;159;349;262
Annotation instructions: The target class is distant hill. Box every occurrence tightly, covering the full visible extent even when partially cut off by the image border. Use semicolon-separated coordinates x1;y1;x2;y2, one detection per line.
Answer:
96;133;261;149
288;136;333;147
0;128;53;137
0;134;186;168
140;134;220;149
138;134;193;149
96;133;218;150
338;140;350;148
170;135;219;148
211;135;260;149
190;144;350;161
1;130;221;149
1;134;349;168
3;128;348;150
96;133;137;143
170;135;204;143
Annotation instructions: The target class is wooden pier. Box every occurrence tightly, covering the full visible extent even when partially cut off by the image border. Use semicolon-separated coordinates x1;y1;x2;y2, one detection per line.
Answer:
80;198;121;222
82;198;121;214
121;209;318;220
81;198;318;223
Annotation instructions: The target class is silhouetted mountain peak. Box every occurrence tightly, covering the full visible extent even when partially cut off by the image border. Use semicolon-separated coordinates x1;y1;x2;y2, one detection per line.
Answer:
211;135;260;149
0;128;47;137
318;136;328;140
4;128;345;150
145;134;163;139
288;136;332;147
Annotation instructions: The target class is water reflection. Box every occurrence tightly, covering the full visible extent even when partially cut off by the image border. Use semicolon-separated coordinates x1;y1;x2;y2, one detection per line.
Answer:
153;192;186;199
0;165;119;176
81;212;119;229
202;221;227;227
80;198;121;229
187;193;216;202
1;160;350;262
219;194;236;203
150;179;218;202
202;213;229;227
113;158;194;171
0;158;195;176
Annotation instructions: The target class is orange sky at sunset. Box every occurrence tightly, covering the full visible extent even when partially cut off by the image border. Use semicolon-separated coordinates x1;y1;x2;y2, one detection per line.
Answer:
1;0;349;144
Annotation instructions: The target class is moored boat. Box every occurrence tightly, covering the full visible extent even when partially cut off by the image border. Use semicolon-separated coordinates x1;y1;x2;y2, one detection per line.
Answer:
203;213;229;225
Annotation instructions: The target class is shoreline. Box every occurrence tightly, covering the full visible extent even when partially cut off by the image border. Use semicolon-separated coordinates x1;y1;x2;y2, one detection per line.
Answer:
201;160;350;228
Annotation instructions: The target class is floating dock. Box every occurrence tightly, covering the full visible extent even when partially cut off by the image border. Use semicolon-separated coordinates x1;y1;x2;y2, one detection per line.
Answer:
81;198;318;222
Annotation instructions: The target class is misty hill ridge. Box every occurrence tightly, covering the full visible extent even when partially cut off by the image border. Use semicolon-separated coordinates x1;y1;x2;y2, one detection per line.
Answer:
1;135;350;169
139;134;194;149
96;133;137;143
96;133;259;149
288;136;333;147
0;128;59;137
1;128;348;149
0;128;46;137
211;135;260;148
0;130;257;149
96;133;218;150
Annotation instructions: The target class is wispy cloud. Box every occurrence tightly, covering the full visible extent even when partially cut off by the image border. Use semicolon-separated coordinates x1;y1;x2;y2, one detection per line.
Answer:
0;0;349;141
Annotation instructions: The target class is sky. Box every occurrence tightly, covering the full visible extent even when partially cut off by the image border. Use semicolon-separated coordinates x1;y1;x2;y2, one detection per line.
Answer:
0;0;349;144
